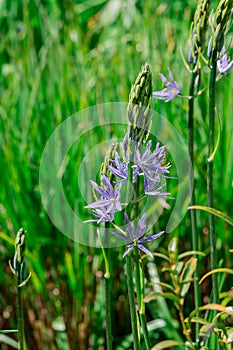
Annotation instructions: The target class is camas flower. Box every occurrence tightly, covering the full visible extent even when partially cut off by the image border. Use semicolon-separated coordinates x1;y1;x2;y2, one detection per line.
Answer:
133;140;169;181
144;175;171;197
112;213;164;258
152;68;180;102
107;152;128;184
217;46;233;75
85;173;121;223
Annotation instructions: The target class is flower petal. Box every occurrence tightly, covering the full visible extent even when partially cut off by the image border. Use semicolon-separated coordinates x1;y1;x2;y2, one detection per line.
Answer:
136;213;147;239
124;212;134;240
139;231;165;243
111;231;128;241
123;244;134;258
137;244;153;258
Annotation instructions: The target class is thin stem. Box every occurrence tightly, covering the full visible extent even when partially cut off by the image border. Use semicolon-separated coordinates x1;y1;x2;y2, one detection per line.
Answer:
17;276;24;350
134;246;151;350
188;69;201;339
208;48;219;305
104;248;113;350
102;225;113;350
126;253;140;350
178;306;194;347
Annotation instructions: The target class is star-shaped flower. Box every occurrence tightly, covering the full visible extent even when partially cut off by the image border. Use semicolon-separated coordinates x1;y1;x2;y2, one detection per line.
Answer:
152;68;180;102
144;175;170;197
85;173;121;223
133;140;169;181
112;213;164;257
217;46;233;75
107;152;128;184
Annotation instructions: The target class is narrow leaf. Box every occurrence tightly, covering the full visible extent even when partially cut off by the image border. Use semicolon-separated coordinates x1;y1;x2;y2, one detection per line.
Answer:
199;268;233;284
179;257;197;298
178;250;206;260
144;292;180;304
151;340;185;350
188;206;233;226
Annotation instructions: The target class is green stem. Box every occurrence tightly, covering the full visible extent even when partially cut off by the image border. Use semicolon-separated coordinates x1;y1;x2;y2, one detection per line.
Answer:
188;69;201;339
17;276;24;350
126;253;140;350
101;226;113;350
134;246;151;350
208;49;219;305
104;248;113;350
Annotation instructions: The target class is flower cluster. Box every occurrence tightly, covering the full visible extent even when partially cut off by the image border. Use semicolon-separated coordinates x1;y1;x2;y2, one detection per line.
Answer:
85;63;170;258
85;138;169;256
85;139;169;221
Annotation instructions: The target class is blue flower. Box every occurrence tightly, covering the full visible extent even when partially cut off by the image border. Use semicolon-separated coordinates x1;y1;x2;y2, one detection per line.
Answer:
217;46;233;75
84;207;115;223
112;213;164;258
133;140;169;181
107;152;128;184
152;68;180;102
85;173;121;223
144;175;171;197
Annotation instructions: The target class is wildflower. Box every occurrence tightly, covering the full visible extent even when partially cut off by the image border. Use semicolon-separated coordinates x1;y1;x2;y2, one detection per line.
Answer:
85;173;121;223
112;213;164;258
144;175;170;197
133;140;169;182
84;207;115;223
217;46;233;75
107;152;128;184
152;68;180;102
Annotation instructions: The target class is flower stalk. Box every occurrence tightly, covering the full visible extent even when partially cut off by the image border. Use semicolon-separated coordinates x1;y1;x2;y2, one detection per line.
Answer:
188;70;201;340
188;0;210;340
126;253;140;350
85;63;169;349
9;228;31;350
207;0;232;309
104;248;113;350
208;46;219;305
133;246;151;350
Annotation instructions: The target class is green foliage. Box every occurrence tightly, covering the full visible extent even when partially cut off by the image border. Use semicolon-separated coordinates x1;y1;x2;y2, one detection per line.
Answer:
0;0;232;349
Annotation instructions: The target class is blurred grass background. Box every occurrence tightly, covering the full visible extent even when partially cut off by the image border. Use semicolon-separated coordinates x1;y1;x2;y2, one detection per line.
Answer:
0;0;232;349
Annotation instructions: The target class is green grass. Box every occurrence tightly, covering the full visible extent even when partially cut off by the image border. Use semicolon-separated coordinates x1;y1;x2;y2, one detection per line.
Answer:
0;0;232;349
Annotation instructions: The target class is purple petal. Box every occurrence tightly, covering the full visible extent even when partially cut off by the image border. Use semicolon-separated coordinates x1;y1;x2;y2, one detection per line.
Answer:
89;180;109;198
136;214;147;239
159;73;169;86
153;89;175;102
107;164;125;179
85;199;112;209
139;231;165;243
168;68;174;84
124;212;134;240
111;231;128;241
142;140;152;160
137;244;153;258
101;173;114;197
123;244;134;258
134;149;141;166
